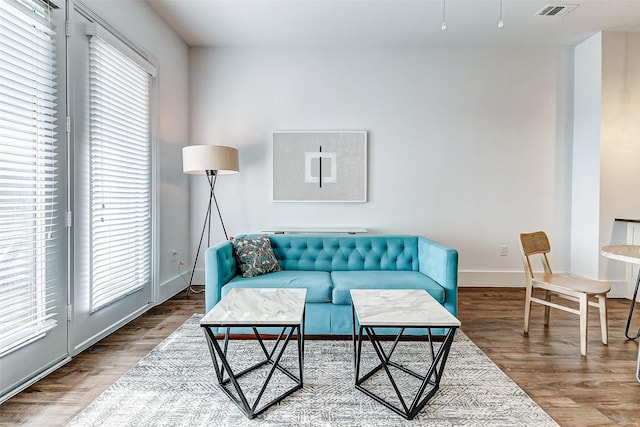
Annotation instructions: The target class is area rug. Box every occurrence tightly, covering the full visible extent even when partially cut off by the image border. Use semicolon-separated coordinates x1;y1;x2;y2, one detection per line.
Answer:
68;315;558;427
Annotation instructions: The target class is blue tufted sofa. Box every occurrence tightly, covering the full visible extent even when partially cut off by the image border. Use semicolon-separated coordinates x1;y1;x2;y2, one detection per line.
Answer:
204;234;458;335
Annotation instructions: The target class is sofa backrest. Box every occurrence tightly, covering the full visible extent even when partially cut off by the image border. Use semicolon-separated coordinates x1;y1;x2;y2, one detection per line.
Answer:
265;234;419;272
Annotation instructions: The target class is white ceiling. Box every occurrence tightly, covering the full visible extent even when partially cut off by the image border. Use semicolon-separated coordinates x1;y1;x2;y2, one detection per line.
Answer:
145;0;640;48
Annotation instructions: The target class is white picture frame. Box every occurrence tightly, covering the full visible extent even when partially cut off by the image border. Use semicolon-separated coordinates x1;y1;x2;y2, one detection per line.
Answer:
273;131;368;202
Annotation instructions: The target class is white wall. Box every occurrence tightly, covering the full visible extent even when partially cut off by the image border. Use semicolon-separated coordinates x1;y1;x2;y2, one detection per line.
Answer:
600;32;640;290
570;31;640;297
189;46;574;286
86;0;190;300
571;34;602;280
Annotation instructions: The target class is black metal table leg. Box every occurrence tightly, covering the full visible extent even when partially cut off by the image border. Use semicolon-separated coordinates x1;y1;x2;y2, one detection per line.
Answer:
353;325;457;420
625;268;640;340
636;340;640;382
352;304;357;375
202;323;304;419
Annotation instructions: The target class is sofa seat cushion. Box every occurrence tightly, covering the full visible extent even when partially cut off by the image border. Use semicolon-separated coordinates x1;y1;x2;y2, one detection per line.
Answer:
224;270;332;303
330;271;445;305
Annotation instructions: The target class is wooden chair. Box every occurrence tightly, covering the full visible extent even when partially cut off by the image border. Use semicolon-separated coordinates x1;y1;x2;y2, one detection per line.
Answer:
520;231;610;356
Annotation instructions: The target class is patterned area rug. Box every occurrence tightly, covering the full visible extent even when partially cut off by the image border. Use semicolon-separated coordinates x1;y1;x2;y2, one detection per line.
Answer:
68;315;558;426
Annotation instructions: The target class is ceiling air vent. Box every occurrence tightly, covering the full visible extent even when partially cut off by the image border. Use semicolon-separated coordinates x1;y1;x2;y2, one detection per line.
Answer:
535;4;578;17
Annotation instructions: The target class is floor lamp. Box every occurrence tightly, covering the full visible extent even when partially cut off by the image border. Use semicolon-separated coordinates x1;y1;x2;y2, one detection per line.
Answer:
182;145;239;295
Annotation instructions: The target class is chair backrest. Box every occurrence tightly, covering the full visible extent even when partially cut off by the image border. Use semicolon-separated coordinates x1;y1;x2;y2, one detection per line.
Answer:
520;231;552;277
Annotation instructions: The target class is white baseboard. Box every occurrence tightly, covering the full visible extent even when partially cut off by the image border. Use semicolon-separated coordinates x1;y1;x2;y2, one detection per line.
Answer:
603;280;627;298
158;274;189;304
190;268;205;288
458;271;628;298
459;271;525;287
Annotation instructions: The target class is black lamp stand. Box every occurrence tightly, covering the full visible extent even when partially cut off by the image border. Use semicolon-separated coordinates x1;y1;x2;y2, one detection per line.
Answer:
187;170;228;295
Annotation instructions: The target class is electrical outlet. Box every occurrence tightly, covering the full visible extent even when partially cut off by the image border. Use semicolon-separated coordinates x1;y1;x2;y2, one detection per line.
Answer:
499;245;508;256
170;249;178;262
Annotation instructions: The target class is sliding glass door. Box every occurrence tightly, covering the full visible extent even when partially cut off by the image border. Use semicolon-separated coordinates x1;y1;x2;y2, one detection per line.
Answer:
0;0;69;401
0;0;159;400
68;3;156;355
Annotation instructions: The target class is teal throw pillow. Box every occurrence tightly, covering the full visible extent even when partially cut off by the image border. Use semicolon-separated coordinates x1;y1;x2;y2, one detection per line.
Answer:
232;235;282;278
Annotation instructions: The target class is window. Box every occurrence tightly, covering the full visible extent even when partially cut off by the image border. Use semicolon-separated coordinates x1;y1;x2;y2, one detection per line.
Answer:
87;28;154;311
0;0;59;354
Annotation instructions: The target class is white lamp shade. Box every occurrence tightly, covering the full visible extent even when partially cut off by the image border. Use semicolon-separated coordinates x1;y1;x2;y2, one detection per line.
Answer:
182;145;239;175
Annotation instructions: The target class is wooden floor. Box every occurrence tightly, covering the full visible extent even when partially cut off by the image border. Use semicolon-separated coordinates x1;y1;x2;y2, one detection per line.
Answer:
1;287;640;426
458;288;640;427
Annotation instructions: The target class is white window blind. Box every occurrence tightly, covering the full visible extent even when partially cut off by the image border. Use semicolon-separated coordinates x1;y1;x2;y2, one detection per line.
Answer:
88;33;152;312
0;0;59;355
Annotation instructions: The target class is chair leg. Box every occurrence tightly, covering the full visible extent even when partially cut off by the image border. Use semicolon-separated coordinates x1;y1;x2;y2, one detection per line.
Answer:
544;290;551;325
579;293;588;356
598;294;608;345
524;284;533;335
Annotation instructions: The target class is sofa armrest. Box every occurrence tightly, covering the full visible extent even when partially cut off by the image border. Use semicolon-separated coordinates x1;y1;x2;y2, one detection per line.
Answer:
417;237;458;316
204;240;237;312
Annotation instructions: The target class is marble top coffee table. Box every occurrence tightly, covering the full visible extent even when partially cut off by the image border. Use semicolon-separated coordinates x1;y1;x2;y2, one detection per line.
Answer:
200;288;306;419
350;289;461;420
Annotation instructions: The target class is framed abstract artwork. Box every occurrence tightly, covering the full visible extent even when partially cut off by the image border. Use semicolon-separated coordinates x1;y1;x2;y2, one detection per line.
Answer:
273;131;368;202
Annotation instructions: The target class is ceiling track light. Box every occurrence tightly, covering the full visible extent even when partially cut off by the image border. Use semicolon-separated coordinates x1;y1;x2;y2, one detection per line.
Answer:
441;0;447;31
498;0;504;28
